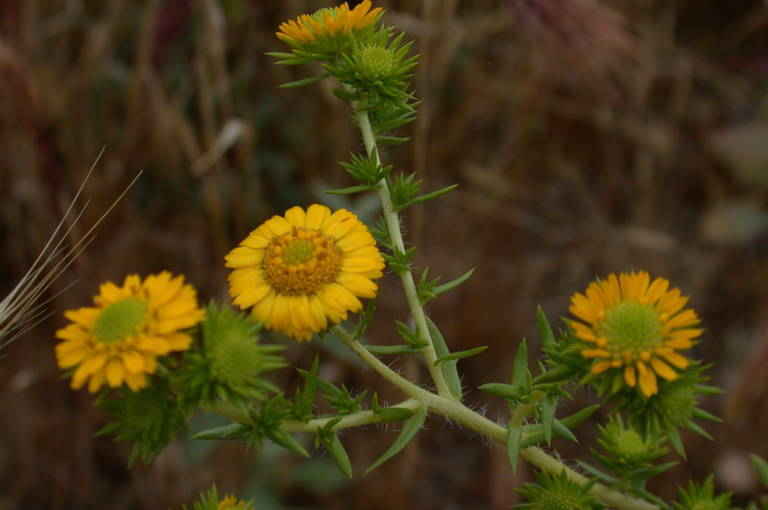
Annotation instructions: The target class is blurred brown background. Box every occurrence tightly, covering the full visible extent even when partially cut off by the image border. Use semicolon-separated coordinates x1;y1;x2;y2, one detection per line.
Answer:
2;0;768;508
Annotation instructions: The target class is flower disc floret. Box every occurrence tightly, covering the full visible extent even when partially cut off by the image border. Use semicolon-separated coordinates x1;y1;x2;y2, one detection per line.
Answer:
569;271;701;397
225;204;385;341
55;272;205;393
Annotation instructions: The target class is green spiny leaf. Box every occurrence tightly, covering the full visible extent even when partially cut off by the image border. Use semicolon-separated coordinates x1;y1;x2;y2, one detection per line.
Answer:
280;73;330;88
434;346;488;365
365;405;427;473
425;316;462;400
506;420;523;473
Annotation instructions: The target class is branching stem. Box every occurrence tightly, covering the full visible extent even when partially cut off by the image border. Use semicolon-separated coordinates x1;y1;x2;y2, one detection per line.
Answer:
353;106;453;399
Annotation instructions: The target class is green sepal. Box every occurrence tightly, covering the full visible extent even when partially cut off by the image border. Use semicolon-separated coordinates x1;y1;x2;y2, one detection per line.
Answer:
750;454;768;489
691;407;722;422
506;420;523;473
326;184;377;195
536;306;556;348
365;405;427;473
667;427;685;458
266;428;310;458
541;394;558;445
685;420;712;440
425;316;463;400
434;346;488;365
396;184;458;212
370;394;416;423
279;73;330;88
365;344;423;355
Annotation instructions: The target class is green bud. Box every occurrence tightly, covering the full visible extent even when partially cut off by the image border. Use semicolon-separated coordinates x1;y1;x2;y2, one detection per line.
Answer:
516;469;604;510
673;476;731;510
176;303;285;407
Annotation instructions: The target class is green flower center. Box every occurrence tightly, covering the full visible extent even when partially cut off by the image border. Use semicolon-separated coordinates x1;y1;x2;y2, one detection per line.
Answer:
283;239;315;266
615;429;647;459
93;298;148;344
358;46;396;78
597;301;663;357
532;494;589;510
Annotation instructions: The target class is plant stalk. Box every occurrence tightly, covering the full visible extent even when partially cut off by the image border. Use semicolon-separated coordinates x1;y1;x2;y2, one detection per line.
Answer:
353;107;453;399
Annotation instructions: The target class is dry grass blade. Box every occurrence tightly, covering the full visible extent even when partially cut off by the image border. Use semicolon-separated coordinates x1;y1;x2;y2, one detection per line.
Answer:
0;150;142;353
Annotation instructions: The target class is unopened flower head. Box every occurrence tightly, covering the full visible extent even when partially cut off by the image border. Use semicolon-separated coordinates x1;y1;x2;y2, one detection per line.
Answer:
55;272;205;392
569;271;701;397
276;1;383;48
225;204;384;341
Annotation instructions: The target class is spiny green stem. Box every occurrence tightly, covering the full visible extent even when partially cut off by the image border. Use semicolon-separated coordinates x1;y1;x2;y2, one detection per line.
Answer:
281;398;422;433
333;325;658;510
353;107;452;399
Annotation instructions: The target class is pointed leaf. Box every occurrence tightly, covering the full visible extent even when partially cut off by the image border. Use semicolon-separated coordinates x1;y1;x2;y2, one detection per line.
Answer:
506;420;523;473
327;433;353;478
751;454;768;489
541;394;558;445
434;346;488;365
326;184;377;195
365;405;427;473
512;339;529;385
267;428;310;458
431;268;475;298
280;73;329;88
192;423;250;440
536;306;556;347
478;383;521;400
552;418;578;442
425;316;462;400
576;460;618;483
365;344;423;355
396;184;459;211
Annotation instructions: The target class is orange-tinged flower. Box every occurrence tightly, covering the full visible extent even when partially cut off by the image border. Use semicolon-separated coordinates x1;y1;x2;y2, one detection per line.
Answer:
226;204;384;341
55;272;204;393
569;271;701;397
276;1;383;46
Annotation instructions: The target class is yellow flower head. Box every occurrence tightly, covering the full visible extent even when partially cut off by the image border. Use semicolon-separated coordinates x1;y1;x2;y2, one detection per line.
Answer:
55;272;205;393
276;1;383;46
216;495;246;510
569;271;701;397
225;204;385;341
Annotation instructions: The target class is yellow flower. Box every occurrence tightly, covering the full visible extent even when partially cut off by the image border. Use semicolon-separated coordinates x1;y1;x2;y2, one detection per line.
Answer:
225;204;385;341
55;272;205;393
216;495;246;510
276;0;383;45
569;271;701;397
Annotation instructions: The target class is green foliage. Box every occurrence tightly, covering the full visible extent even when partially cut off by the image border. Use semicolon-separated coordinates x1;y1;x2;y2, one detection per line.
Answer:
382;246;416;274
338;152;391;186
426;316;463;400
97;379;189;465
417;267;475;305
517;469;604;510
579;416;674;490
365;405;427;473
313;418;353;478
672;476;731;510
298;366;367;415
386;172;458;213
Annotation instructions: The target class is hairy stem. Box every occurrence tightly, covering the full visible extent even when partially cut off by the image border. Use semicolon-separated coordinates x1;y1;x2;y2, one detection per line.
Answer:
353;107;452;399
333;326;658;510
